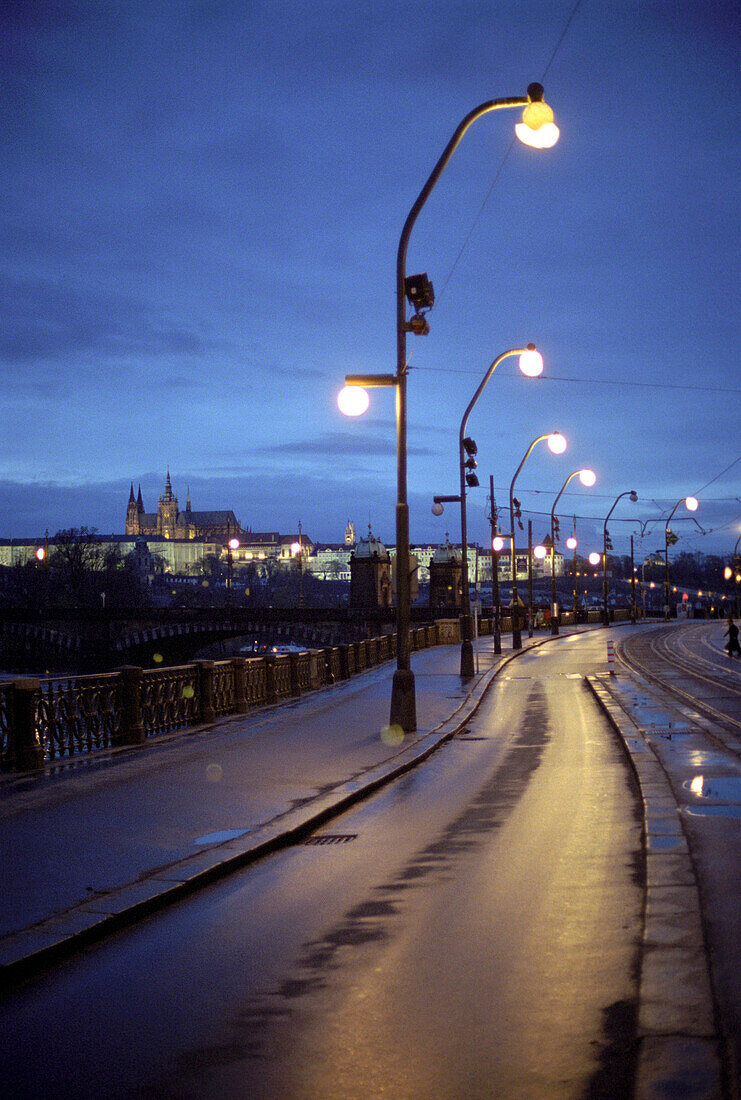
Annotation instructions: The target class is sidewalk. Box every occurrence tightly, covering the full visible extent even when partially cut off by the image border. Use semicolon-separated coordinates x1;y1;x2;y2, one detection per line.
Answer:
0;633;548;985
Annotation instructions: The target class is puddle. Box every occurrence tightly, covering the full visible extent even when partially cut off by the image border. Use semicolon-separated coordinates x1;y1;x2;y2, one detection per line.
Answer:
683;805;741;819
194;827;252;845
683;776;741;802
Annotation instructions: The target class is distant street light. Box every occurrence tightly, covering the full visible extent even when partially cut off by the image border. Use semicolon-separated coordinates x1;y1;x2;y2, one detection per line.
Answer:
509;433;567;649
602;490;638;625
227;535;239;597
664;496;699;619
548;468;596;635
727;534;741;616
453;345;544;678
340;82;560;731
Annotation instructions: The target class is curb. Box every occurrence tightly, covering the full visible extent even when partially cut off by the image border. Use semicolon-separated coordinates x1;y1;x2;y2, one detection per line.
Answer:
585;674;724;1100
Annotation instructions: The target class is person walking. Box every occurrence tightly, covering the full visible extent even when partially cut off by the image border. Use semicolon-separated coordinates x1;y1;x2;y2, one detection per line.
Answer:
725;617;741;658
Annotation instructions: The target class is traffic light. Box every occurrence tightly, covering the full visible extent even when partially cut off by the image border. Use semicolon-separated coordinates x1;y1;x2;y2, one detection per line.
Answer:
605;528;613;551
463;438;479;487
553;516;561;541
666;529;678;546
513;496;523;531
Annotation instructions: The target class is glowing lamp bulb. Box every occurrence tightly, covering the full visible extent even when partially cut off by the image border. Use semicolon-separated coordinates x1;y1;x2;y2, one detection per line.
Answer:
533;544;547;560
579;468;596;487
338;385;369;417
35;547;45;561
228;538;240;551
492;536;504;552
685;496;699;512
290;542;301;556
566;537;577;550
518;347;543;377
588;551;602;566
548;432;567;454
515;100;559;149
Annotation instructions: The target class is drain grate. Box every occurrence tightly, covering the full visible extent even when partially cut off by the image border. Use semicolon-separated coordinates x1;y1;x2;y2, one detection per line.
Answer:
647;726;692;739
303;833;358;845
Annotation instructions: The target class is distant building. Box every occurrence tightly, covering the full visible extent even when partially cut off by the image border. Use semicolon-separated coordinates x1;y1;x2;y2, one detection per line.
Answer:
125;471;242;543
428;540;462;609
350;531;392;609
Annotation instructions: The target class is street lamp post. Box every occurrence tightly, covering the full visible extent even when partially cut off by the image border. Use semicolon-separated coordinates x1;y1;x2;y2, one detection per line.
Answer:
664;496;699;619
340;83;559;731
602;490;638;625
489;476;502;654
566;523;578;618
456;345;543;677
509;432;567;649
548;468;596;635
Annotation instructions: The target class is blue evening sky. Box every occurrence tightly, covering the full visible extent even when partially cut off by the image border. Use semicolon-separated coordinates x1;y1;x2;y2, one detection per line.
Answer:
2;0;739;560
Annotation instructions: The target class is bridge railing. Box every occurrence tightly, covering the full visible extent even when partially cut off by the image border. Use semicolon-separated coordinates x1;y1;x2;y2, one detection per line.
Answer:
0;621;465;772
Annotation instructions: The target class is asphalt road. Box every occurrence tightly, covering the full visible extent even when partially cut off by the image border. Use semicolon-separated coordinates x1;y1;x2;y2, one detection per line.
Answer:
1;631;644;1099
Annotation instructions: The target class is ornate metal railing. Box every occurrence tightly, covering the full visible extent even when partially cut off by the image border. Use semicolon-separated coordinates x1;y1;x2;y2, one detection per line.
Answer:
244;658;268;705
37;674;121;761
1;623;454;771
140;665;199;737
211;661;235;716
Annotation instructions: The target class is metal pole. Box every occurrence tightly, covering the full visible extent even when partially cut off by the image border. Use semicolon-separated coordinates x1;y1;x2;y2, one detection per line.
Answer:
509;434;551;649
602;526;609;627
663;498;683;622
527;519;534;637
510;491;520;649
630;535;637;622
490;477;501;655
389;89;542;731
457;348;528;677
603;490;638;627
459;431;472;677
572;517;578;618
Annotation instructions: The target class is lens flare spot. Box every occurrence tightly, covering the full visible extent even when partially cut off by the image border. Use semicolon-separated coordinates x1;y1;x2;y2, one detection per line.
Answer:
182;684;195;699
206;763;223;783
153;652;163;664
381;724;404;747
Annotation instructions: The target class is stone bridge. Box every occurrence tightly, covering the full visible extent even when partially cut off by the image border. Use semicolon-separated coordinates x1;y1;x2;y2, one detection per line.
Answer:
0;606;441;674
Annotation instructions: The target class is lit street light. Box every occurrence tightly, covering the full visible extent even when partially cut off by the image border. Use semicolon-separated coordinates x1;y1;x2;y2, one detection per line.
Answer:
602;490;638;625
548;469;596;635
454;345;544;678
509;432;567;649
341;83;559;731
724;534;741;616
664;496;699;619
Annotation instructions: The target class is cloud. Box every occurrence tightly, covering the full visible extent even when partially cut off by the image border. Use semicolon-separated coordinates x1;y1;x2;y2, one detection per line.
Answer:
0;275;231;368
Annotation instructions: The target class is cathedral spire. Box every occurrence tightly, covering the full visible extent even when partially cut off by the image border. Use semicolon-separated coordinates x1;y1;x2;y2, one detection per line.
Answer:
128;482;136;504
163;468;175;503
137;484;144;513
186;486;192;512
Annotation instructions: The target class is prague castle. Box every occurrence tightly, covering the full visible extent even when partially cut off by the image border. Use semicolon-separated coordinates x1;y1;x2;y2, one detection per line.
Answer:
125;472;242;543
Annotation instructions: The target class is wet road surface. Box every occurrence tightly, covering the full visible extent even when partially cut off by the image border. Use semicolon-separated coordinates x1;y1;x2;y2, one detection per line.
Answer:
1;632;644;1098
613;620;741;1087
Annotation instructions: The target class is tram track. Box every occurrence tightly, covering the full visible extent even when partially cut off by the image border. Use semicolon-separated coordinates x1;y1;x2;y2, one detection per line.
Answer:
616;622;741;757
